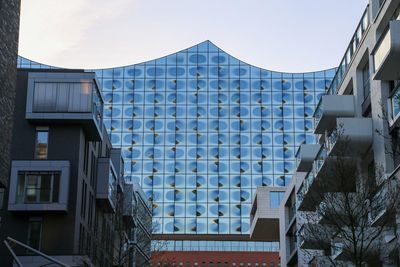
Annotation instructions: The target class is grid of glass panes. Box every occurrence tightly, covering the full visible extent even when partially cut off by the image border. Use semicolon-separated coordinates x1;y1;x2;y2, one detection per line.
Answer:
17;41;335;235
151;240;279;252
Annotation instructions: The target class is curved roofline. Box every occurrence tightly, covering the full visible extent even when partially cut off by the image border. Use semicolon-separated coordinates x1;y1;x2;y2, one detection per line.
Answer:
19;40;337;74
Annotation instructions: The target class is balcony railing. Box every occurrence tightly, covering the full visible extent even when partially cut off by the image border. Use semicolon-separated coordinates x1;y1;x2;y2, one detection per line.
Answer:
325;118;373;156
326;6;369;95
314;102;323;128
315;146;326;173
317;201;327;223
295;144;321;172
389;85;400;126
297;184;305;205
297;171;317;211
295;146;302;169
370;186;387;222
326;127;338;152
313;95;355;134
331;239;344;259
97;158;118;213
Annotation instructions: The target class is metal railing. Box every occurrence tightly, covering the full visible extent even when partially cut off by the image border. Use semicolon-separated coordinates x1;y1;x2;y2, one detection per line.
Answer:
326;6;369;96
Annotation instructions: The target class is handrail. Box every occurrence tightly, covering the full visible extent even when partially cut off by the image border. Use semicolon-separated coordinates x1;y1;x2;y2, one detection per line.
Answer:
4;237;70;267
326;5;370;96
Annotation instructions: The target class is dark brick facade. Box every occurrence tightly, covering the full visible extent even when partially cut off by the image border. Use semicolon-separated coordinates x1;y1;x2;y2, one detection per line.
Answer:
0;0;21;187
151;251;280;267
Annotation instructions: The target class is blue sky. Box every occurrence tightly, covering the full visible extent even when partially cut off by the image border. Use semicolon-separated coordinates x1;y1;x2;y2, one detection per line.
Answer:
19;0;368;72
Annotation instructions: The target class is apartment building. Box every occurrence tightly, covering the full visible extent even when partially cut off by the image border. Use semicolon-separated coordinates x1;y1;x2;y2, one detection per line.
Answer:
0;69;151;267
251;0;400;266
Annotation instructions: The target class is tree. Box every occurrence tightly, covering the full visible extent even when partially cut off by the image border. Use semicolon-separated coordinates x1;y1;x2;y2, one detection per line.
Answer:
298;127;400;267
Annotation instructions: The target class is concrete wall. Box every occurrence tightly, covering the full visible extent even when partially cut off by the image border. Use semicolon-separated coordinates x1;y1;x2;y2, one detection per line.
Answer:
0;0;20;187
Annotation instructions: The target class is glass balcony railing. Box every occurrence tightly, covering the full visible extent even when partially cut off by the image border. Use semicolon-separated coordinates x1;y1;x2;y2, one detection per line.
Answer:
317;201;327;221
314;101;323;128
305;171;314;190
315;146;326;173
327;127;338;152
326;6;369;96
295;146;302;168
297;184;305;204
370;186;387;221
390;85;400;122
298;226;305;246
331;239;343;258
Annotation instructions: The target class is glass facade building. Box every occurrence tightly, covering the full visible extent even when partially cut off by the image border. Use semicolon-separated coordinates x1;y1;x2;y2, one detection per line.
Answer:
18;40;335;236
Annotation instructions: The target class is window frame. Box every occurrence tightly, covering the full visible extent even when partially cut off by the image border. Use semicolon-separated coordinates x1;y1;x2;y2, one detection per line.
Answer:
27;217;43;251
34;127;49;160
16;171;60;204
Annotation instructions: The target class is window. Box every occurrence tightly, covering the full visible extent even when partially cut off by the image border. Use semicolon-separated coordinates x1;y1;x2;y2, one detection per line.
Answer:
27;218;42;250
108;168;116;203
270;191;285;208
362;62;370;100
35;128;48;160
17;171;60;203
33;82;92;113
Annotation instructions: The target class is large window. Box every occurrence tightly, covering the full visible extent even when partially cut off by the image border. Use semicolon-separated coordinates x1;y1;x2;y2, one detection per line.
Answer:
35;128;48;160
28;218;42;250
17;171;60;203
269;191;285;208
33;82;92;113
362;62;371;101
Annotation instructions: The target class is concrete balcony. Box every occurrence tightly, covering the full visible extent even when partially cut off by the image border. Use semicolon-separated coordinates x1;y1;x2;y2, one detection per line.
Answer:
369;168;399;227
317;193;359;225
313;95;355;134
25;72;104;141
123;183;135;224
96;158;117;213
298;223;331;250
8;160;70;212
297;171;320;211
373;20;400;80
325;118;373;157
331;230;381;262
295;144;320;173
250;187;282;241
110;148;124;192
